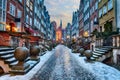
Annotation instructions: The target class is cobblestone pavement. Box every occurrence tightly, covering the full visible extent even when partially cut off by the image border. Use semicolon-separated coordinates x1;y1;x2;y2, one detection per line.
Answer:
31;45;97;80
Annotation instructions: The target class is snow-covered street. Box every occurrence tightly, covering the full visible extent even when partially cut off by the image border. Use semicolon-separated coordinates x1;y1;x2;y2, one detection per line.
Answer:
31;45;96;80
1;45;120;80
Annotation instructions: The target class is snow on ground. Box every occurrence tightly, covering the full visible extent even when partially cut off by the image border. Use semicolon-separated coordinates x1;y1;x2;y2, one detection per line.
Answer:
70;49;120;80
0;49;55;80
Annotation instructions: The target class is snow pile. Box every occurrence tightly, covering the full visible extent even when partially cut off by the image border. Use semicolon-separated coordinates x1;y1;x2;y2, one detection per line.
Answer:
0;50;54;80
71;51;120;80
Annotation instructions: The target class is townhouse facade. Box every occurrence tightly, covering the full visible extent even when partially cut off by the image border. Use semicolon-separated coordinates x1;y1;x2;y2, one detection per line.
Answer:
71;11;79;38
50;21;57;41
98;0;115;32
0;0;51;48
78;0;84;37
83;0;90;34
90;0;99;32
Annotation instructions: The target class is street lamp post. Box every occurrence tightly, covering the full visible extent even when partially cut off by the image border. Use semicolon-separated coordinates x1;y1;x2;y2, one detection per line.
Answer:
66;35;70;47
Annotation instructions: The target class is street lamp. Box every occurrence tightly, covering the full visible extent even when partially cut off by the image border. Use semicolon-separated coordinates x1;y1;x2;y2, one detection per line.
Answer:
83;31;89;38
6;24;10;31
83;31;90;50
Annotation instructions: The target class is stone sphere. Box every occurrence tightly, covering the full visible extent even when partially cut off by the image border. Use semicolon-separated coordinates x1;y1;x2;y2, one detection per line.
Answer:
79;48;85;55
14;47;29;61
30;46;40;56
84;50;93;59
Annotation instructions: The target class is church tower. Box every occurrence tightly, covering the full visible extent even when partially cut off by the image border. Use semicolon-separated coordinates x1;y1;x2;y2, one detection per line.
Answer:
59;19;62;29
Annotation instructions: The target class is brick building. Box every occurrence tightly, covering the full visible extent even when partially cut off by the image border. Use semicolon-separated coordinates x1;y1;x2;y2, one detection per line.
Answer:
78;0;84;37
90;0;99;32
0;0;25;47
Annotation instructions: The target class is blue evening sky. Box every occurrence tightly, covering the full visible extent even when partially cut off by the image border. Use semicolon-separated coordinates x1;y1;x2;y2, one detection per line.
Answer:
44;0;80;28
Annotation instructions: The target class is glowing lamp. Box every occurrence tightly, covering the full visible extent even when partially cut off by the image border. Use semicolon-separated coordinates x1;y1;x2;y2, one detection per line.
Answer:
83;31;89;38
6;25;10;31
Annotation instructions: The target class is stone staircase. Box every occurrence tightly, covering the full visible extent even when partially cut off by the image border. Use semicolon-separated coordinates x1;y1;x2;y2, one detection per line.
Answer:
91;47;112;62
0;47;18;73
0;47;39;75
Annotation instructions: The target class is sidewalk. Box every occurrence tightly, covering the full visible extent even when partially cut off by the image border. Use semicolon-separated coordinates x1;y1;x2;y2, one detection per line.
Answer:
70;50;120;80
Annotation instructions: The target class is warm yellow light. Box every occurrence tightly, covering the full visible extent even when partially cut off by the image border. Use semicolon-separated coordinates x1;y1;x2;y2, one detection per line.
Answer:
83;31;89;37
67;35;70;39
6;25;10;31
14;27;18;32
56;30;62;41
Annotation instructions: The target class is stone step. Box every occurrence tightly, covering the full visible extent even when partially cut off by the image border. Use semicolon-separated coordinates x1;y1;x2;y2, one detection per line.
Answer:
0;50;14;56
93;52;102;57
92;55;99;58
90;57;96;61
5;57;17;64
1;54;14;59
10;60;38;75
10;64;30;75
0;48;14;52
9;57;31;68
94;51;105;54
95;49;108;52
9;61;18;67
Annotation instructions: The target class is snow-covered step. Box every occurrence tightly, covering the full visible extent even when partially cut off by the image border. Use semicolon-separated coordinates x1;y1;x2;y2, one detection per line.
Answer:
9;61;18;68
94;51;105;54
90;57;95;61
0;48;14;51
93;52;102;56
92;55;99;58
5;57;17;64
1;54;14;59
95;49;108;52
0;50;14;55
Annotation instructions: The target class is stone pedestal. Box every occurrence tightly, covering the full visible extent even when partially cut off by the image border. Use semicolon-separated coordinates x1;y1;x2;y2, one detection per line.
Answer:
84;50;93;61
79;48;85;56
30;46;40;61
10;47;30;75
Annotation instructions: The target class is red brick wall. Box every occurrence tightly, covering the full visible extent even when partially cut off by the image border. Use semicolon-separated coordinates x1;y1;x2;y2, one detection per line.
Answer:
0;32;10;46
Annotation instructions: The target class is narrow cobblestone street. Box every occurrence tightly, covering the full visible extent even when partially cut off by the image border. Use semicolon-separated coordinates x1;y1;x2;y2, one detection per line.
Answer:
31;45;96;80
